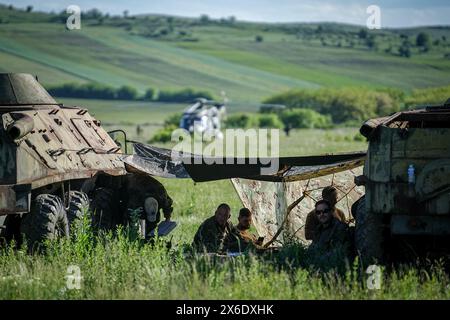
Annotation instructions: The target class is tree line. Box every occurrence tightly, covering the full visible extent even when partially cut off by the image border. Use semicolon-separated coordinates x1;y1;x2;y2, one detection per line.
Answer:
46;83;214;102
263;85;450;125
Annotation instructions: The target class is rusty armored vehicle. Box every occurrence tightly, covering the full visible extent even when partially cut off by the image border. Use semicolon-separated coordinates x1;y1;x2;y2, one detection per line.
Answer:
353;101;450;263
0;73;174;247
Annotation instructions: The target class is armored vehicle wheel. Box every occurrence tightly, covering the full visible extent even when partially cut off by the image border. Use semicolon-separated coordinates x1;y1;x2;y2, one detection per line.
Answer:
21;194;69;248
354;196;385;265
66;191;90;229
90;187;121;230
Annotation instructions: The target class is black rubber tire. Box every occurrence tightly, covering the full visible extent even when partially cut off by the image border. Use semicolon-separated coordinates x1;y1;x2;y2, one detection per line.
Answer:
66;191;90;230
20;194;69;248
354;196;385;265
89;187;121;230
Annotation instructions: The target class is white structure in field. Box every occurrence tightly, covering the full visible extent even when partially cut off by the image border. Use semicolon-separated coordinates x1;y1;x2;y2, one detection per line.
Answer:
179;98;226;139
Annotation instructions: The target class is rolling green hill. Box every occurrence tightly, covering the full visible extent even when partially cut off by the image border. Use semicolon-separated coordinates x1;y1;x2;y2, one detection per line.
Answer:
0;5;449;102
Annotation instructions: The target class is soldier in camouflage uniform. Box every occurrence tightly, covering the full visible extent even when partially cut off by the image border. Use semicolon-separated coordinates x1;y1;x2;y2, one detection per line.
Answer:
308;199;351;261
305;186;347;240
124;174;174;236
192;203;233;253
225;208;263;252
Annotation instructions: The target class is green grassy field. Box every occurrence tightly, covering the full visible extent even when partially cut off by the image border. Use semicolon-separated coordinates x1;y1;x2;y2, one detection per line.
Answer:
1;125;449;299
1;7;449;102
1;6;450;300
4;99;449;300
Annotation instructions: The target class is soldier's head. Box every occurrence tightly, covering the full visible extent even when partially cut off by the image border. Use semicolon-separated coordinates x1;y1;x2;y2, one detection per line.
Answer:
315;199;333;225
215;203;231;227
322;186;338;206
238;208;253;230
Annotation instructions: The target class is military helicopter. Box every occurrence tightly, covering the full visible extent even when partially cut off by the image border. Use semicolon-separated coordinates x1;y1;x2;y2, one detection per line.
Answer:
179;98;226;139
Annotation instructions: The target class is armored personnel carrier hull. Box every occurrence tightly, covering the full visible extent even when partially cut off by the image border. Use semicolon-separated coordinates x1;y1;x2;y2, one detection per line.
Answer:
0;74;173;247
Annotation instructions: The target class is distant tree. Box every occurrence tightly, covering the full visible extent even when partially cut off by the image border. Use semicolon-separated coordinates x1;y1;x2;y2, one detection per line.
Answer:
279;109;332;129
26;5;33;12
47;83;118;99
159;28;169;36
149;125;177;143
200;14;210;24
51;10;67;23
144;88;155;100
405;84;450;107
416;32;430;46
416;32;431;51
164;113;183;127
8;5;13;10
255;35;263;43
316;25;323;33
84;8;102;20
257;114;283;129
117;85;138;100
123;10;129;18
264;88;399;124
167;16;174;32
225;113;259;129
157;88;214;102
358;28;367;39
227;16;236;24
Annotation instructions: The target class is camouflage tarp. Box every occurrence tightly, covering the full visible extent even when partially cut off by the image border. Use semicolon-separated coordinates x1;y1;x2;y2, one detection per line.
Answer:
123;143;365;182
122;143;190;179
231;168;364;244
123;143;366;243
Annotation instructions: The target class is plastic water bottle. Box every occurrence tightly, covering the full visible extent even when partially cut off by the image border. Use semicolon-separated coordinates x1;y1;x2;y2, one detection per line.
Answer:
407;164;415;185
407;164;416;197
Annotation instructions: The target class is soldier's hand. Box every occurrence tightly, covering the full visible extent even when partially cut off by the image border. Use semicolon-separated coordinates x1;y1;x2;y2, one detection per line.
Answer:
163;206;173;221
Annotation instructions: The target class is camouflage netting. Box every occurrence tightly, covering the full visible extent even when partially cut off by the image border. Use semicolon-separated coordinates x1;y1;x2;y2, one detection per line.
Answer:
231;168;364;245
122;143;190;179
124;143;366;244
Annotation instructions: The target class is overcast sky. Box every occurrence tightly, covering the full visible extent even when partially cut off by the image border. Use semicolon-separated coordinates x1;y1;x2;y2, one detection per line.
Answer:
2;0;449;28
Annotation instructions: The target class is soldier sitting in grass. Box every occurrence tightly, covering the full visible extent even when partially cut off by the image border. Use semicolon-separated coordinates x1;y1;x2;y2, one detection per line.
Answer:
225;208;263;252
308;199;351;261
192;203;234;253
304;186;347;241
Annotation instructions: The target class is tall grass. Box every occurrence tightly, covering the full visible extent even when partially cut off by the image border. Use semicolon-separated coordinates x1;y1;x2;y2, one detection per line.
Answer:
1;213;448;299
